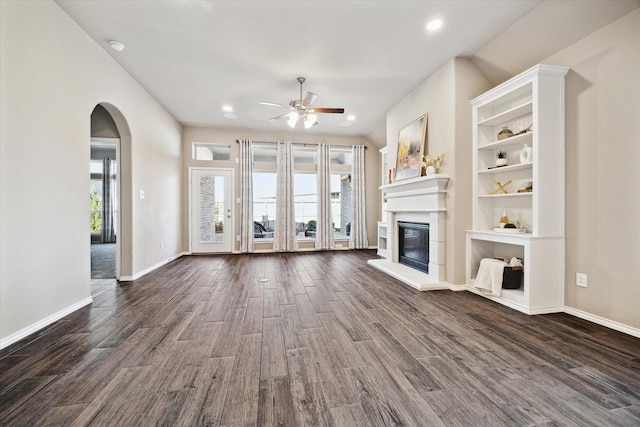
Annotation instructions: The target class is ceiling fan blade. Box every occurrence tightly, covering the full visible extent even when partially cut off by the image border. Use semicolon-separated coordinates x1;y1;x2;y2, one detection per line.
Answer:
260;101;290;108
269;112;290;121
309;108;344;114
301;92;317;108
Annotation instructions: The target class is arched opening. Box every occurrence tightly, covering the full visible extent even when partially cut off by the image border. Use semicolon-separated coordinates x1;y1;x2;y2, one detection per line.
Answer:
89;103;133;283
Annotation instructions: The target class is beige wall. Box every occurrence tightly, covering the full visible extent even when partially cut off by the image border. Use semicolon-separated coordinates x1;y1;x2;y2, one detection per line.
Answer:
385;58;490;285
542;10;640;328
0;1;182;344
181;127;379;252
386;10;639;329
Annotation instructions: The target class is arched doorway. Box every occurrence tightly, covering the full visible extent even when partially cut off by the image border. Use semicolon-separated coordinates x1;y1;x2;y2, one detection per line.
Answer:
89;103;132;281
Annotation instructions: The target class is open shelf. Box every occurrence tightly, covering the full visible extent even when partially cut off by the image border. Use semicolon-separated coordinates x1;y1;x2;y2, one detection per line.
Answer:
467;64;568;315
478;101;533;126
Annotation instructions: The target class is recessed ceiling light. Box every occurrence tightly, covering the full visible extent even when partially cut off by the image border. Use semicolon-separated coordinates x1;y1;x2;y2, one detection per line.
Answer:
347;115;356;121
222;105;233;112
108;40;125;52
426;19;443;32
223;112;237;119
339;121;352;127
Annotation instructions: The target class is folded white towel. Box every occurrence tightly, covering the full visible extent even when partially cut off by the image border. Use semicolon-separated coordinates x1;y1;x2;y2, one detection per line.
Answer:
475;258;507;296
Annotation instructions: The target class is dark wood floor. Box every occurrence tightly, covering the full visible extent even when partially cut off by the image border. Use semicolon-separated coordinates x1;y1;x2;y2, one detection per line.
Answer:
1;250;639;426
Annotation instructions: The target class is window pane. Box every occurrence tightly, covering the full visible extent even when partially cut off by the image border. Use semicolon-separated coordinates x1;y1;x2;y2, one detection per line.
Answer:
253;172;276;238
193;143;231;161
294;173;317;238
90;180;103;233
293;147;317;164
90;159;103;174
198;175;225;243
331;173;352;237
330;149;352;165
253;145;277;163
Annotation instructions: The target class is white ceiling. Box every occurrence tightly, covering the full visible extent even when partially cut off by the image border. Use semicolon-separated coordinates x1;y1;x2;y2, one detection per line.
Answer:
56;1;638;146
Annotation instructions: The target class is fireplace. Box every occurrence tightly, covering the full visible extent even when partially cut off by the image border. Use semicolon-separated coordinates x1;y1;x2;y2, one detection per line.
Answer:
398;222;429;273
367;175;449;291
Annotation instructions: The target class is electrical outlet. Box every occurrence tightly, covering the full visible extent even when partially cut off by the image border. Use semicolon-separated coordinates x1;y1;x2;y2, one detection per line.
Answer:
576;272;588;288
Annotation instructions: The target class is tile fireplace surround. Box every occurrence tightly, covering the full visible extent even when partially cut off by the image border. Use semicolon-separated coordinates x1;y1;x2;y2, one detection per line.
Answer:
368;175;450;291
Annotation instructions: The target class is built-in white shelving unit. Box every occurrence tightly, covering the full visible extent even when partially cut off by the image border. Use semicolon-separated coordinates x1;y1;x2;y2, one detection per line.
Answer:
377;147;388;257
466;64;569;314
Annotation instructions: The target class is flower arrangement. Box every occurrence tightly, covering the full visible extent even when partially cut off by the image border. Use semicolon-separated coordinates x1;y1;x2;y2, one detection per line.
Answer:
422;153;444;168
422;153;444;175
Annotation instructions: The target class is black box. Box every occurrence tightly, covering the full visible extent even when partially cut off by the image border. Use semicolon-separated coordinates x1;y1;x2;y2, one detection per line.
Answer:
502;266;523;289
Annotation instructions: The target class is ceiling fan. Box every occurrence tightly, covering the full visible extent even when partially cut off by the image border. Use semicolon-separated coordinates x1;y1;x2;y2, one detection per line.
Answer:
260;77;344;129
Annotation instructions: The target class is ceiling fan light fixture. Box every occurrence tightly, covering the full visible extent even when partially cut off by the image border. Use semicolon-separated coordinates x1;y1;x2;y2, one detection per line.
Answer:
304;114;317;129
287;111;299;128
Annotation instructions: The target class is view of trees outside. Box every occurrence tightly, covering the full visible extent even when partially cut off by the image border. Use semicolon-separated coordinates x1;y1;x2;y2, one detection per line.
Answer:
90;183;102;233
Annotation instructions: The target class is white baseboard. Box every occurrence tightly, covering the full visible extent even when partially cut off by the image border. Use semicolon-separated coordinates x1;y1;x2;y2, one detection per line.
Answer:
0;297;93;350
119;251;186;282
563;306;640;338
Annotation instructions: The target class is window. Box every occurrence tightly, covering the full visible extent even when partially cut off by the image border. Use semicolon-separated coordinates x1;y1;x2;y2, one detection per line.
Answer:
252;171;276;239
193;142;231;161
330;148;352;165
250;143;353;242
294;173;317;238
331;173;352;238
90;160;103;233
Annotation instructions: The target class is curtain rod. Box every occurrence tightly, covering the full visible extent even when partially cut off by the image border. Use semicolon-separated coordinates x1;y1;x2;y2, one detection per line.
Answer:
235;139;366;149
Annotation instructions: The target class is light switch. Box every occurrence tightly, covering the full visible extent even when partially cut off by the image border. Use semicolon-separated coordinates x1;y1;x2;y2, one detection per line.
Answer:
139;190;145;199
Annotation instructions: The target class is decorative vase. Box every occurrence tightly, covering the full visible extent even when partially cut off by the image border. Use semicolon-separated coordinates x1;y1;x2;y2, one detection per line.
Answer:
519;143;532;163
499;207;510;227
497;126;513;140
496;158;508;167
425;165;436;175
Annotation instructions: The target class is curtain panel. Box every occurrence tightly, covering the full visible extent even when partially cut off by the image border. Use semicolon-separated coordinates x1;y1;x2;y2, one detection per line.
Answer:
101;157;117;243
273;141;298;251
316;143;334;250
239;139;254;252
349;145;368;249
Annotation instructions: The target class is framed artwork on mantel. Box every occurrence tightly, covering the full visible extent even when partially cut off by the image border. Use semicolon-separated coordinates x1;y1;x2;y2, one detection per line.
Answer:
394;114;428;181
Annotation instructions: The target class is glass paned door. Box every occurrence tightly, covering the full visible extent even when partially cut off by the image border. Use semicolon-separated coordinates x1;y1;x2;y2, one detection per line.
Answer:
190;169;233;253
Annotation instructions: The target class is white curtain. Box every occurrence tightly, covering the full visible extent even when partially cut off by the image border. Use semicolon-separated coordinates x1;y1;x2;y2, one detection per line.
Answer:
349;145;369;249
239;139;254;252
316;143;334;250
101;157;117;243
273;141;298;251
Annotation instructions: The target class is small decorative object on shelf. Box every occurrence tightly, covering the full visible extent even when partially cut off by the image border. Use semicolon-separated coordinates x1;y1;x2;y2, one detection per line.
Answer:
497;126;513;140
494;208;526;233
499;207;510;225
496;150;508;167
491;179;512;194
422;153;444;176
520;143;532;163
514;124;533;136
518;180;533;193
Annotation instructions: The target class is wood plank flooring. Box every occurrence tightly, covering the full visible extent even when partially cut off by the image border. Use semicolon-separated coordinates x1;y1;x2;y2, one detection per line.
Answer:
1;250;639;426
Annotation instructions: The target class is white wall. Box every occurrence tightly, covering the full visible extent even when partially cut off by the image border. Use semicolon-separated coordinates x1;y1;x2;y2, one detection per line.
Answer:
543;10;640;329
0;1;182;346
385;58;491;285
181;127;379;252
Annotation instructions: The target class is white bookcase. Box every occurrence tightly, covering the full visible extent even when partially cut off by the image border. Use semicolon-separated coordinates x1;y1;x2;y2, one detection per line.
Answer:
377;147;388;257
466;64;569;314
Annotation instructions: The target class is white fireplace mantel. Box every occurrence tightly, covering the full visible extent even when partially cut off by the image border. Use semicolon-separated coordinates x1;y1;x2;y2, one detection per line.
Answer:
368;174;450;291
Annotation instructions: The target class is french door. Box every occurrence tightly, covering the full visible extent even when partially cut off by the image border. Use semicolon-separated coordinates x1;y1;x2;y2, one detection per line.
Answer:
190;168;234;253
